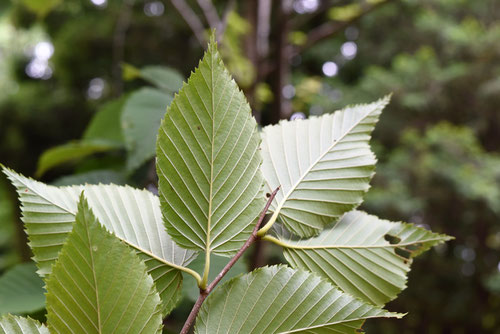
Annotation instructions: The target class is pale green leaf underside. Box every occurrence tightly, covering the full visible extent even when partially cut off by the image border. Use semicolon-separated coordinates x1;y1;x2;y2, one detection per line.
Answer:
279;210;452;306
195;265;401;334
261;96;390;237
46;197;162;334
2;168;196;315
156;38;264;255
0;315;48;334
0;263;45;315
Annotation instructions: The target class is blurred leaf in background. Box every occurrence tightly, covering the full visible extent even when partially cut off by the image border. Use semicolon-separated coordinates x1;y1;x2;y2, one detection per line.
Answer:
0;262;45;316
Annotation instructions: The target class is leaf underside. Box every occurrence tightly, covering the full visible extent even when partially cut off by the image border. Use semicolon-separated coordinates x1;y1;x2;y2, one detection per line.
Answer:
46;196;162;334
261;96;390;237
156;37;265;256
280;210;452;306
195;265;401;334
0;315;48;334
2;168;196;315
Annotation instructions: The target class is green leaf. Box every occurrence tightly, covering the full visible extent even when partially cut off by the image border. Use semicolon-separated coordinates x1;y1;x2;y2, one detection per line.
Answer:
0;315;48;334
2;168;197;315
83;97;126;145
35;140;119;177
122;64;184;94
0;263;45;315
18;0;61;17
273;210;452;306
46;195;162;333
195;265;402;334
122;87;173;171
261;96;390;237
156;37;265;256
328;4;362;22
139;66;184;93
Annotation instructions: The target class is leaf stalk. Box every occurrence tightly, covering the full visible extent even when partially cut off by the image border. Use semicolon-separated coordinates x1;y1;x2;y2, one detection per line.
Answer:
257;205;281;237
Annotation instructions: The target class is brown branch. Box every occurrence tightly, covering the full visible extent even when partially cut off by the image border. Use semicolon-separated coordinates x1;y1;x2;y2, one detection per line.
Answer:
293;0;394;56
111;0;134;97
196;0;221;30
256;0;272;59
217;0;236;40
179;186;280;334
288;0;340;30
169;0;207;46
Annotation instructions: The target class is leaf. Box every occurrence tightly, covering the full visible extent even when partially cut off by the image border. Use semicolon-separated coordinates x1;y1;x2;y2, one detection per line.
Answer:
46;195;162;334
122;64;184;94
0;263;45;315
2;167;197;315
156;37;265;256
83;97;126;145
261;96;390;237
122;87;173;171
139;66;184;93
182;255;247;302
35;141;119;177
195;265;402;334
0;315;48;334
274;210;452;306
18;0;61;17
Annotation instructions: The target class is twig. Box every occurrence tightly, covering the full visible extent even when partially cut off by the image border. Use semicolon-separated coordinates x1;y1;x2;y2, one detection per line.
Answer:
292;0;394;57
196;0;221;30
112;0;134;97
217;0;236;40
256;0;272;59
169;0;206;46
179;186;280;334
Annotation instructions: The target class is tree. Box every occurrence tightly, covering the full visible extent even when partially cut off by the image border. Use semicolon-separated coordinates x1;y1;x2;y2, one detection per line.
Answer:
0;39;450;333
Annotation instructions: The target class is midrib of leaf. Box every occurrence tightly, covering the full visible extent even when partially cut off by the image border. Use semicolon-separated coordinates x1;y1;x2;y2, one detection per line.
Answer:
10;174;198;279
84;209;102;332
280;110;372;209
260;109;376;235
203;50;216;288
263;235;448;250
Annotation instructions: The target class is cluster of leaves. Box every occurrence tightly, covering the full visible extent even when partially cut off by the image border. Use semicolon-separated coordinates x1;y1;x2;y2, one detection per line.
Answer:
0;38;450;333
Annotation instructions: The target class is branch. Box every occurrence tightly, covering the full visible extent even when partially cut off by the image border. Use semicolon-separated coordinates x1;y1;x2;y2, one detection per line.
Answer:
288;0;339;30
179;186;280;334
256;0;272;59
293;0;395;57
217;0;236;40
169;0;206;46
111;0;134;96
196;0;221;30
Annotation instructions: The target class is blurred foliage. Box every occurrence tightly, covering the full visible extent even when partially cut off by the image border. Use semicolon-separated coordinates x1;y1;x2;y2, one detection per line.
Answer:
363;123;500;332
1;0;500;332
0;178;19;273
0;262;45;315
